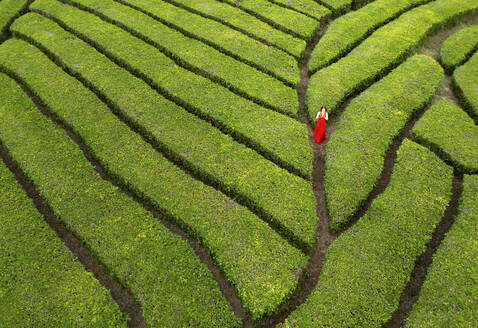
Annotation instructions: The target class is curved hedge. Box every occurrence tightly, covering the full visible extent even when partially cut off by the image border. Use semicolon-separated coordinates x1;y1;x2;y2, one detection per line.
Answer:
31;0;313;178
281;140;453;328
405;174;478;328
0;70;239;327
307;0;478;121
411;99;478;173
325;55;443;232
440;24;478;71
309;0;433;73
0;38;308;319
453;50;478;122
11;11;318;252
0;127;127;328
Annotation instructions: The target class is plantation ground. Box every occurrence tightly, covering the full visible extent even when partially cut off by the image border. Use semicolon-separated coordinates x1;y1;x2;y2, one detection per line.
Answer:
0;0;477;327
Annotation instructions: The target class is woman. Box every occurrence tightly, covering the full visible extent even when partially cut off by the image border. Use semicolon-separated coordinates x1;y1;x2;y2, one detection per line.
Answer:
314;106;328;144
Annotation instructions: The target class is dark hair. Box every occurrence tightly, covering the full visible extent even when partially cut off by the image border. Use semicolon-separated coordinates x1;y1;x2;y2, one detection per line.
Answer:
321;106;327;111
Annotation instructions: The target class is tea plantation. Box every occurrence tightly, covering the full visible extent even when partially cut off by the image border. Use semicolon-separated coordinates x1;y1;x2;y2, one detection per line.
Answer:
0;0;476;327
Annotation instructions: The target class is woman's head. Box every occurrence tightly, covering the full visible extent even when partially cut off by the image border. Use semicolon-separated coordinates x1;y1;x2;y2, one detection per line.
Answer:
321;106;327;113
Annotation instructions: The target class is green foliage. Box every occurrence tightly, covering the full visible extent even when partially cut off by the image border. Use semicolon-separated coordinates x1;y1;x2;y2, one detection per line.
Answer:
453;51;478;122
309;0;433;72
0;137;127;327
47;0;298;115
325;55;443;232
307;0;478;121
106;0;299;85
0;38;308;319
0;72;239;327
11;12;317;251
31;0;313;179
267;0;330;21
281;140;453;328
411;100;478;173
0;0;29;38
440;25;478;71
405;174;478;328
319;0;351;15
153;0;305;57
221;0;326;39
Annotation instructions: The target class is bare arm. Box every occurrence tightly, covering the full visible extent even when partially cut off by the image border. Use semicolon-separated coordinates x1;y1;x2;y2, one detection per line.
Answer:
325;112;328;120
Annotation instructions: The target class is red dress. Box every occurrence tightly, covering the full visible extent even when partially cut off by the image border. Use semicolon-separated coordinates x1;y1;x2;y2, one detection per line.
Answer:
314;112;326;144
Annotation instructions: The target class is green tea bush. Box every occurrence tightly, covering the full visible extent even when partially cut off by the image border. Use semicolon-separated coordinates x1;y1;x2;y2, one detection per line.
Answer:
105;0;300;85
440;25;478;71
325;55;443;232
152;0;305;57
309;0;433;73
12;11;318;251
220;0;326;39
0;132;127;328
307;0;478;121
281;140;453;327
0;38;308;319
405;174;478;328
31;0;313;178
411;100;478;173
453;51;478;122
0;0;30;39
266;0;330;21
43;0;298;115
0;71;240;328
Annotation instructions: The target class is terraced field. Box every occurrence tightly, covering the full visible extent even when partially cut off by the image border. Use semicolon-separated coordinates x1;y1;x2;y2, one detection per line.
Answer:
0;0;477;327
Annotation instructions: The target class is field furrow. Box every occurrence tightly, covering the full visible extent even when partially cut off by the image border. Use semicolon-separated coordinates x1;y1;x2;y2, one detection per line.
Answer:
111;0;300;85
146;0;305;58
219;0;326;39
31;0;313;179
0;105;127;327
0;38;309;319
404;174;478;328
37;0;298;117
0;0;31;40
306;0;478;121
11;11;318;252
0;68;241;328
325;55;443;232
309;0;434;73
411;100;478;173
453;51;478;123
440;25;478;71
280;139;453;327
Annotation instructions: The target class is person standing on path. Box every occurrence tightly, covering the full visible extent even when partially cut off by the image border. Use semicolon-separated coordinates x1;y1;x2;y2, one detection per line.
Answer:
314;106;328;144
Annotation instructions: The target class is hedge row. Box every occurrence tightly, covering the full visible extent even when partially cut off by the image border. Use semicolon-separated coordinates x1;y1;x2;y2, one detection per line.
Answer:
0;129;127;327
0;0;30;39
0;38;308;319
405;174;478;328
41;0;297;118
31;0;313;179
111;0;300;85
267;0;330;21
440;25;478;71
411;100;478;173
155;0;305;58
12;12;318;252
0;69;240;327
325;55;443;232
220;0;325;39
307;0;478;121
309;0;433;73
281;139;453;327
453;51;478;122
